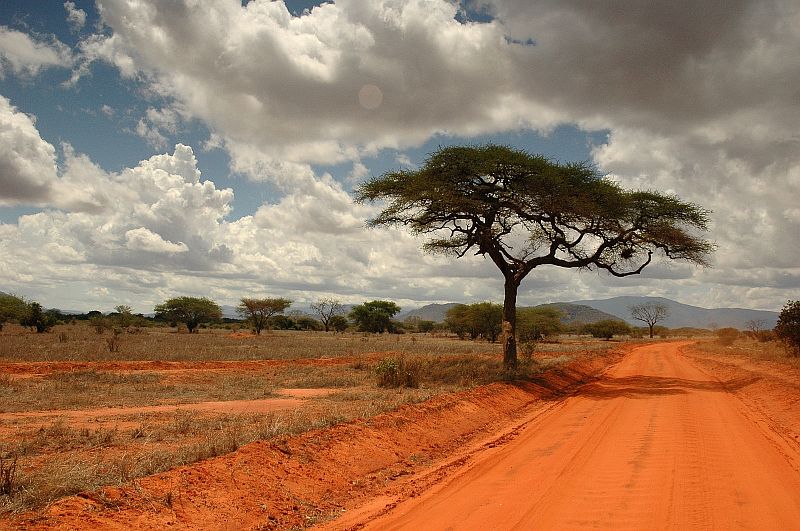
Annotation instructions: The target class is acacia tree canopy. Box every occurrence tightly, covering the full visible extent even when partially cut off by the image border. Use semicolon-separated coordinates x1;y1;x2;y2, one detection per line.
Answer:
349;300;401;333
356;144;713;369
154;296;222;333
237;297;292;335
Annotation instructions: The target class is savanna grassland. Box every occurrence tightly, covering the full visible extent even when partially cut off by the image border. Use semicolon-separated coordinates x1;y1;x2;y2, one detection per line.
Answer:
0;323;612;516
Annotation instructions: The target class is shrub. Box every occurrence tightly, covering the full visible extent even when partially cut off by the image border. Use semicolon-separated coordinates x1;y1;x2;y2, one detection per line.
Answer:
374;357;419;388
582;320;631;339
775;300;800;356
329;315;349;333
445;302;502;342
0;453;17;497
715;327;740;346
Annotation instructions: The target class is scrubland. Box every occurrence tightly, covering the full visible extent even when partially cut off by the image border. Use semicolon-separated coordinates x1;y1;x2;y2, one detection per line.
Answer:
0;324;611;515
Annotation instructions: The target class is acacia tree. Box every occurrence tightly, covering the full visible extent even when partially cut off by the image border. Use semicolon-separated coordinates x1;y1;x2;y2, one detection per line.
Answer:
310;298;344;332
154;296;222;333
629;302;670;338
356;144;713;370
237;297;292;335
349;300;401;333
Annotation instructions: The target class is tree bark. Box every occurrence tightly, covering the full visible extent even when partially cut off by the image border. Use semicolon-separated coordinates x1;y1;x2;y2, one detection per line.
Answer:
502;277;519;370
649;324;654;338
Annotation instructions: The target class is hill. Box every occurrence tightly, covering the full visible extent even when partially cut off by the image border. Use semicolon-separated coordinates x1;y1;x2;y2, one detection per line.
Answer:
399;302;621;325
536;303;625;326
399;303;461;322
571;296;779;330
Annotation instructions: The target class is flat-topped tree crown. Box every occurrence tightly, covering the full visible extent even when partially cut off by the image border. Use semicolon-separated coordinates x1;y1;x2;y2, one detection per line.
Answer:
356;144;714;369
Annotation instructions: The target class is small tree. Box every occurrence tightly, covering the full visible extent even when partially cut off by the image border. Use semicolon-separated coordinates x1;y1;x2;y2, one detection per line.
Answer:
445;304;475;339
237;297;292;335
114;305;134;328
0;293;28;331
329;314;349;333
357;144;713;369
154;297;222;333
417;320;436;333
310;298;344;332
775;300;800;356
445;302;502;341
746;319;772;342
349;300;401;333
629;302;670;338
20;302;56;333
469;302;503;342
517;307;563;342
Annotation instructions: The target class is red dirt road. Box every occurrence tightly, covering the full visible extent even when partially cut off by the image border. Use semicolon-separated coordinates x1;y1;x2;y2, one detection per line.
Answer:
333;342;800;530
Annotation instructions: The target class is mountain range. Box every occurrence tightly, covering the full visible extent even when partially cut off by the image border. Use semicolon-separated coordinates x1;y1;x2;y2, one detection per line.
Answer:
399;302;622;326
570;296;779;330
400;297;779;329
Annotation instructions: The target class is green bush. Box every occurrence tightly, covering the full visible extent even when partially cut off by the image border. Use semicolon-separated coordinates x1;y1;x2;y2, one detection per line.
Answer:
776;301;800;356
581;320;631;339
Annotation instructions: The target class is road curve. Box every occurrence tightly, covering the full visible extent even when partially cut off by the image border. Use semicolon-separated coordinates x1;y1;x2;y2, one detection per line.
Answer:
336;342;800;530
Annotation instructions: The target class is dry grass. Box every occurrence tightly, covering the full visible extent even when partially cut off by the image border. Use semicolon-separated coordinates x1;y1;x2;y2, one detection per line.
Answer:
692;337;800;368
0;325;615;515
0;324;502;362
0;387;441;514
0;324;613;363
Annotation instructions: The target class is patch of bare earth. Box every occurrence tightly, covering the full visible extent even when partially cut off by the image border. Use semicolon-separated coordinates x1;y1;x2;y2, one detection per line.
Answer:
2;348;626;530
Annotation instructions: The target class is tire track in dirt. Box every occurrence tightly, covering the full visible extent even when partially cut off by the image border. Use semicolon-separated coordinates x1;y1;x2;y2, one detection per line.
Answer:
331;342;800;530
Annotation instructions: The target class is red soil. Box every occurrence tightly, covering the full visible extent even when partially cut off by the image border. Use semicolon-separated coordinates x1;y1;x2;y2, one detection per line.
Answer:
5;347;624;530
329;341;800;530
8;341;800;530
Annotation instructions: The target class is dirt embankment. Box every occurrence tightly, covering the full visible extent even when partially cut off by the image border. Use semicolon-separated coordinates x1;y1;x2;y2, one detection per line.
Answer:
5;348;626;530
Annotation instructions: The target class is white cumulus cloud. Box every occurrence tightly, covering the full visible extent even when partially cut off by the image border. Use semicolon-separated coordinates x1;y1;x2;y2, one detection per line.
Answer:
125;227;189;254
64;1;88;32
0;26;73;78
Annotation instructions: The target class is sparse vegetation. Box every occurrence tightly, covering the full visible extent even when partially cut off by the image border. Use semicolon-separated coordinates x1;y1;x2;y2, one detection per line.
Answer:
20;302;57;334
0;324;613;515
349;300;401;333
775;300;800;356
0;294;27;331
154;297;222;333
445;302;503;341
237;297;292;335
715;327;740;346
582;320;632;340
629;302;669;338
310;298;345;332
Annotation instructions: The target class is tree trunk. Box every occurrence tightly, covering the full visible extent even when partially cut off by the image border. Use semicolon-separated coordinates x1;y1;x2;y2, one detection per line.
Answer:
648;324;654;338
502;277;519;370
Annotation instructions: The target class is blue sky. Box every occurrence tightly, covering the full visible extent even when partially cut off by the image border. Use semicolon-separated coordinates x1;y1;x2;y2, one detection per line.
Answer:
1;0;798;313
